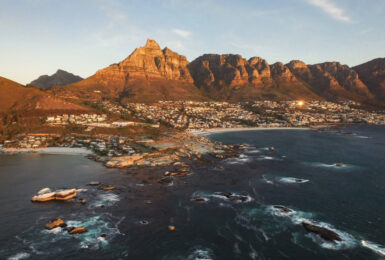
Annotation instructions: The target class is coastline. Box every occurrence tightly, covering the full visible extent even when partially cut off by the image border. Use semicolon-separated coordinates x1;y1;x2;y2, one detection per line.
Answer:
0;147;93;155
189;127;310;135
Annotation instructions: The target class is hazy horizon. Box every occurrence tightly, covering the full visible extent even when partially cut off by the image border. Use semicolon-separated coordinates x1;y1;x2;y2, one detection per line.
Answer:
1;0;384;84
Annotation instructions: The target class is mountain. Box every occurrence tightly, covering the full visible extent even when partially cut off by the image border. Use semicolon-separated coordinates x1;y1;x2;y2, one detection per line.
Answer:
0;76;90;112
287;61;374;101
51;39;384;104
53;39;206;103
353;58;385;99
188;54;320;101
30;69;83;89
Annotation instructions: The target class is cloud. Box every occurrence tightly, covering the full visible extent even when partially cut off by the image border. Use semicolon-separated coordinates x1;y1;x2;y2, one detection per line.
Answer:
172;28;191;38
307;0;351;23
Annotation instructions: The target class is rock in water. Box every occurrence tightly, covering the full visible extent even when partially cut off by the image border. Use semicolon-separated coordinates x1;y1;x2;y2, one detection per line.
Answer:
88;181;100;186
302;222;342;242
45;219;66;230
336;162;344;167
168;225;176;231
32;192;56;202
68;227;88;235
273;205;294;214
55;189;77;201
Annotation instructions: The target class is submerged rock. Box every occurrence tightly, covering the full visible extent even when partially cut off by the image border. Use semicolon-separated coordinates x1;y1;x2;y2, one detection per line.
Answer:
302;222;342;242
45;219;66;230
158;176;173;184
168;225;176;231
100;185;116;191
336;162;344;167
193;195;207;202
273;205;294;214
217;192;249;202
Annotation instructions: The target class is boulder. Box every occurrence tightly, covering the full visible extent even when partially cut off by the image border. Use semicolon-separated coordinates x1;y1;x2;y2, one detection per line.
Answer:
45;219;66;230
68;227;88;235
55;189;77;201
302;222;342;242
88;181;100;186
168;225;176;231
32;192;56;202
101;185;116;191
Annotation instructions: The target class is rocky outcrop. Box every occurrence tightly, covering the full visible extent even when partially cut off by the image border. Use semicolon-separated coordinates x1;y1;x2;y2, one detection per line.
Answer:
353;58;385;98
49;39;384;103
302;222;342;242
287;61;374;101
55;39;204;103
32;188;77;202
30;69;83;89
188;54;319;101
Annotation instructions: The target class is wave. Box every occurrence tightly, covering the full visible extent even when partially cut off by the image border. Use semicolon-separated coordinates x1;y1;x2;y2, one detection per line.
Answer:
278;177;309;184
261;175;274;185
266;205;356;250
304;162;356;169
361;240;385;256
186;247;214;260
89;193;120;208
7;252;30;260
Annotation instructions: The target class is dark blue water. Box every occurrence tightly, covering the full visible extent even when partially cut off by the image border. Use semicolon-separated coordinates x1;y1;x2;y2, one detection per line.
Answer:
1;125;385;259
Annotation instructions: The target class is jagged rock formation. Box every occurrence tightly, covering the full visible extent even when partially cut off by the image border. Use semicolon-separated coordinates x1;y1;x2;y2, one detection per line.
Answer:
51;39;384;104
353;58;385;98
0;76;90;112
287;61;374;101
54;39;204;103
30;69;83;89
188;54;320;101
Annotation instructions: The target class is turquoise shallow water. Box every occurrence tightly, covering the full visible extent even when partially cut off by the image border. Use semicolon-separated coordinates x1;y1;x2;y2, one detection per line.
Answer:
1;125;385;259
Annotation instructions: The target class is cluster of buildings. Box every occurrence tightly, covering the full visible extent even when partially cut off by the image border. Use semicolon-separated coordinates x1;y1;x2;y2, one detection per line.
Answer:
101;100;385;129
2;135;54;149
46;114;107;125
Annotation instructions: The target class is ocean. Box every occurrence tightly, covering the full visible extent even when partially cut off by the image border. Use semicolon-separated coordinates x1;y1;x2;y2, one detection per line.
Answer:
1;125;385;259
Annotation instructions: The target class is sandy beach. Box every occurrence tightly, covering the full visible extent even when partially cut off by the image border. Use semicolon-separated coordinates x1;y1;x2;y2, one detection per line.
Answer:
189;127;310;135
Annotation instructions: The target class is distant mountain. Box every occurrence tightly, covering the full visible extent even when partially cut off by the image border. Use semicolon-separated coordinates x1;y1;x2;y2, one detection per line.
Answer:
53;39;206;103
51;39;384;104
353;58;385;99
30;69;83;89
0;76;90;112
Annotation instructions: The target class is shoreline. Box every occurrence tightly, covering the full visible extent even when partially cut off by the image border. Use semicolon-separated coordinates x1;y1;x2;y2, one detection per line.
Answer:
188;127;311;135
0;147;93;155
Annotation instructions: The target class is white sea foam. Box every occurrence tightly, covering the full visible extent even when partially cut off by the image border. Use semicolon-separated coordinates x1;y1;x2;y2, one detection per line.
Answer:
278;177;309;184
361;240;385;256
261;175;274;184
266;205;356;250
89;193;120;208
7;252;30;260
187;248;214;260
211;192;253;203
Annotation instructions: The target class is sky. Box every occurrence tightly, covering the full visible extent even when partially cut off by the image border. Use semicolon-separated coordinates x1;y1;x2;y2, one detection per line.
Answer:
0;0;384;84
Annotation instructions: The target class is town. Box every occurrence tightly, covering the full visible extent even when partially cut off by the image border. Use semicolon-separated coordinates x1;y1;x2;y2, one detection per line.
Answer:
1;100;385;154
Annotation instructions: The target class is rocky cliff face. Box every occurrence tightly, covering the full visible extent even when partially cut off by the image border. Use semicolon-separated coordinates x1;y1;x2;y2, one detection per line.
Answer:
353;58;385;98
287;61;373;100
52;39;384;104
188;54;320;100
55;39;203;102
95;39;193;83
30;69;83;89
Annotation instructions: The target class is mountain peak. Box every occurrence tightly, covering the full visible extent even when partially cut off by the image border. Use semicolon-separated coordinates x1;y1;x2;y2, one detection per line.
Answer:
145;38;161;49
30;69;83;89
